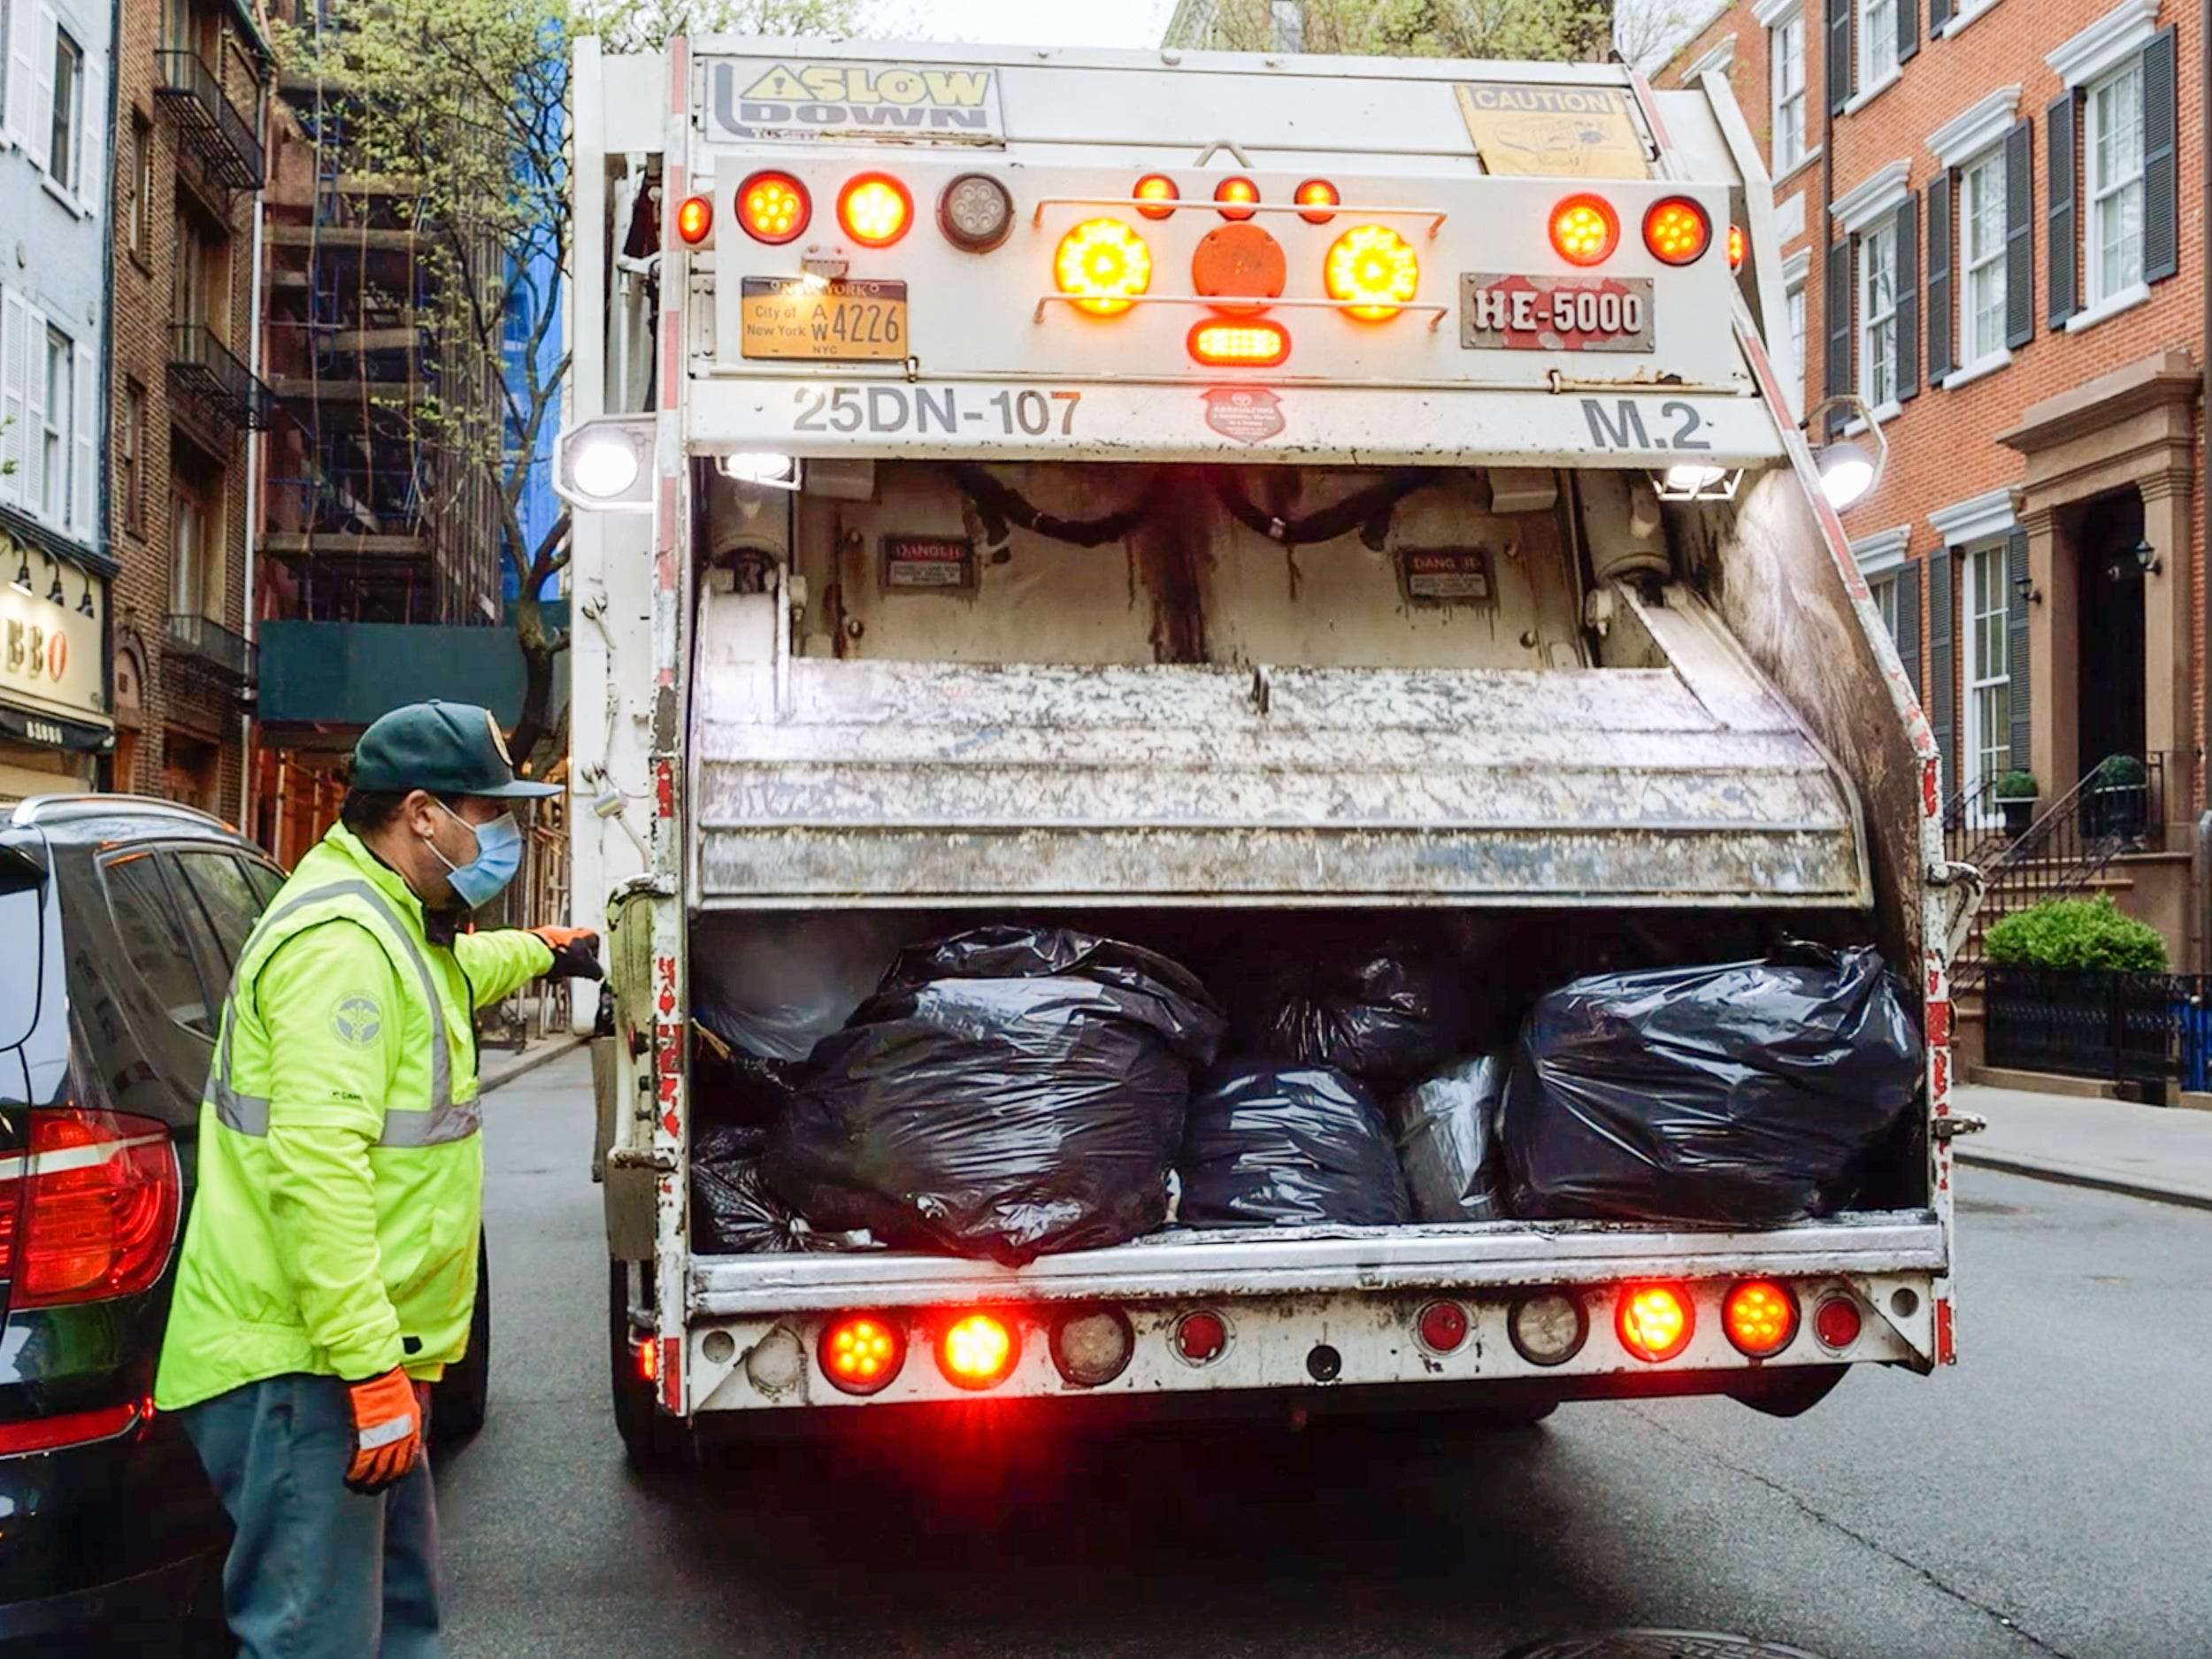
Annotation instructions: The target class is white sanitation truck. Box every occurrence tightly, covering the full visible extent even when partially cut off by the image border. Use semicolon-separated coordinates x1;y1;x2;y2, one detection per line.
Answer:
559;36;1975;1466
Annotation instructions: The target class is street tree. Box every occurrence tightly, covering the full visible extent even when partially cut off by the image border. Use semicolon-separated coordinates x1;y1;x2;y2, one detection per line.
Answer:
1171;0;1610;61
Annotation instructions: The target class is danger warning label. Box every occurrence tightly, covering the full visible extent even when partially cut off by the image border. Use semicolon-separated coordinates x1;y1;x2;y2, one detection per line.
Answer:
706;59;1005;144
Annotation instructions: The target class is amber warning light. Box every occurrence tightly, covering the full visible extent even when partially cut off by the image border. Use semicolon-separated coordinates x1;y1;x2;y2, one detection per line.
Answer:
1189;319;1290;367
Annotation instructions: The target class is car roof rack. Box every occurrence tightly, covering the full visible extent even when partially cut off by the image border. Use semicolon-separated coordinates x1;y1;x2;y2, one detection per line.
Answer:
8;794;233;831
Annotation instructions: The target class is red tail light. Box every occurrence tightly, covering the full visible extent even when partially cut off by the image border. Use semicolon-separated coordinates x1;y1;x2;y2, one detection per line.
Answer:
6;1110;180;1310
0;1397;148;1458
938;1312;1018;1389
1723;1279;1799;1357
1213;177;1260;220
1550;195;1619;266
1616;1284;1694;1363
1643;196;1711;265
1294;179;1340;223
737;170;810;244
820;1312;906;1395
675;195;712;245
838;173;913;248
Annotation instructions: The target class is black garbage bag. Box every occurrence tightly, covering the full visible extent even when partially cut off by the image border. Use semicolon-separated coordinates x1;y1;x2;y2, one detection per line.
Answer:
692;1048;805;1128
1388;1055;1509;1223
691;1124;805;1255
1179;1062;1412;1227
1501;943;1924;1226
764;926;1225;1266
1227;941;1464;1094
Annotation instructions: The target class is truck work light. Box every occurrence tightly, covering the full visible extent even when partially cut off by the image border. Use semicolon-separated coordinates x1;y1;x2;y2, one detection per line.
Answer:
554;416;656;512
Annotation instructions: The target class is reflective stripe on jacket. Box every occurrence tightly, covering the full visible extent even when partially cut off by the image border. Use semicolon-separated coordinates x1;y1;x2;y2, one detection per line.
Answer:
155;823;552;1411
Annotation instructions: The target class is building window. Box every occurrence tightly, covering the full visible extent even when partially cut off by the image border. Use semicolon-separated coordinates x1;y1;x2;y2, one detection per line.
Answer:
41;328;69;522
1965;541;2012;796
1771;9;1807;173
1859;219;1898;409
173;489;213;617
130;115;155;260
1960;150;2008;366
1870;573;1903;641
1859;0;1898;88
1269;0;1303;50
49;27;83;193
122;380;147;534
1786;280;1807;398
2085;58;2146;305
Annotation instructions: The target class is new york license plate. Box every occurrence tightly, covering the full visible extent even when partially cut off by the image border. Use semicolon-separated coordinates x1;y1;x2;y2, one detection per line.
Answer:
741;277;908;361
1461;273;1655;352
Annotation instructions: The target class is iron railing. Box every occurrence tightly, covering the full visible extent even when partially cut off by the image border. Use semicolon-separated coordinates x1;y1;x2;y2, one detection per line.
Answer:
1985;964;2211;1099
169;323;279;432
165;612;257;682
155;50;263;190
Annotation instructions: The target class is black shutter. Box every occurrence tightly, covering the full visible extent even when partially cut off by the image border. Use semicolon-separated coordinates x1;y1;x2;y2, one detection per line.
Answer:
1895;559;1922;699
1828;0;1853;112
1895;195;1919;401
1926;174;1954;381
2006;527;2032;776
1825;238;1853;425
1929;0;1952;32
1898;0;1919;62
2047;92;2078;326
2143;27;2178;282
2004;119;2035;347
1929;550;1955;795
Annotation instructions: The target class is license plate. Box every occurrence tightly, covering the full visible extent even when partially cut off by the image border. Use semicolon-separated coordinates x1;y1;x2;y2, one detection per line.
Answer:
1460;273;1654;352
741;277;908;361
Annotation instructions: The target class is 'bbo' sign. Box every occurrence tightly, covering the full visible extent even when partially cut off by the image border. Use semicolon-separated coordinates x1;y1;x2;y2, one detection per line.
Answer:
706;59;1005;145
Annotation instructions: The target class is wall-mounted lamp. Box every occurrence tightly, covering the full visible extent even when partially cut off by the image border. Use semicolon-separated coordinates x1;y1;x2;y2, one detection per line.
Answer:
2108;536;2161;581
44;557;65;606
78;573;96;617
10;551;29;593
2011;570;2043;605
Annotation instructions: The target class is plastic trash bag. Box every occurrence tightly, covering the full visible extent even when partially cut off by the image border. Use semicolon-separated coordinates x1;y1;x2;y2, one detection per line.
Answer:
1388;1055;1509;1223
1228;941;1464;1094
1501;942;1923;1226
1179;1062;1411;1227
691;1124;804;1255
692;911;913;1061
764;926;1225;1266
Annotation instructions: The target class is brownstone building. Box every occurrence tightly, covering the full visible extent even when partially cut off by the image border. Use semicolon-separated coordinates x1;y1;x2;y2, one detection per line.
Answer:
1661;0;2208;991
106;0;273;814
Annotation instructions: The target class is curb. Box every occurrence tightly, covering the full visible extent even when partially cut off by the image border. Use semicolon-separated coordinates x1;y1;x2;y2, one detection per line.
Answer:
480;1034;588;1094
1957;1148;2212;1214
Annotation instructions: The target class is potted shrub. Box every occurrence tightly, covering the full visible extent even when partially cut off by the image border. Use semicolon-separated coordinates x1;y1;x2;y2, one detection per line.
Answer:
2085;754;2148;840
1984;893;2170;972
1983;894;2172;1094
1993;770;2039;837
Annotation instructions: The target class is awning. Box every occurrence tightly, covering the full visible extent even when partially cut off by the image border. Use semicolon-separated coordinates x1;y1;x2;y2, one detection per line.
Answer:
0;702;114;754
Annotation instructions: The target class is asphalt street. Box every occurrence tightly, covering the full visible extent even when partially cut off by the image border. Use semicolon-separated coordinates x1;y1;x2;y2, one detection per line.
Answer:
437;1050;2212;1659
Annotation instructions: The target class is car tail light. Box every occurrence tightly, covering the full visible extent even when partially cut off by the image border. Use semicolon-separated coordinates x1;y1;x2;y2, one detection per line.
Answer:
675;195;712;246
1050;1308;1134;1387
1723;1279;1799;1358
1324;225;1419;320
1509;1291;1588;1367
1213;176;1260;220
1616;1284;1694;1363
1173;1310;1227;1363
938;173;1014;252
1813;1294;1863;1350
1188;320;1291;368
820;1313;905;1395
1727;223;1747;270
1133;173;1179;219
1549;195;1618;266
938;1312;1018;1389
0;1397;148;1459
838;173;912;248
1417;1300;1470;1354
1055;219;1152;317
736;171;810;244
1294;179;1340;223
9;1110;179;1310
1643;196;1710;265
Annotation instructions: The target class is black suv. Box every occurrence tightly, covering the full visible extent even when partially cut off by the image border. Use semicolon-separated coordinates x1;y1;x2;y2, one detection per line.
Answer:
0;794;489;1647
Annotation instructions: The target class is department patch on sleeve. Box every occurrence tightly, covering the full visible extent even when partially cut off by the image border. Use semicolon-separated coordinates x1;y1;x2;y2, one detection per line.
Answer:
331;994;385;1047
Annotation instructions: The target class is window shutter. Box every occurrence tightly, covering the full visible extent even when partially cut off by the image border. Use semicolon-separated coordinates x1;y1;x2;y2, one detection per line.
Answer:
1824;239;1852;430
1895;196;1919;402
4;4;39;150
2141;27;2177;282
2005;527;2032;775
21;305;45;518
1898;0;1919;63
1827;0;1852;112
1926;174;1953;381
77;56;102;213
0;291;22;505
27;3;55;173
1929;0;1951;32
72;334;95;541
1928;550;1955;795
1895;559;1922;699
2004;119;2034;347
2047;92;2077;326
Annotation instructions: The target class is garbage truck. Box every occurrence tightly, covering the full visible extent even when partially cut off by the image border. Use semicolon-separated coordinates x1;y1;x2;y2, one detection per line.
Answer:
558;36;1978;1466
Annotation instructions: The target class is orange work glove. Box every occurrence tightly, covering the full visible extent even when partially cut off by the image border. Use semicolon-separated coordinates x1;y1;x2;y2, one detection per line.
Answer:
530;926;603;980
344;1367;425;1495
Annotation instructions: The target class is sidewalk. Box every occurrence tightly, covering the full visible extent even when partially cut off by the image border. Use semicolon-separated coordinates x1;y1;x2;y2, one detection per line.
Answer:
480;1033;588;1094
1952;1081;2212;1210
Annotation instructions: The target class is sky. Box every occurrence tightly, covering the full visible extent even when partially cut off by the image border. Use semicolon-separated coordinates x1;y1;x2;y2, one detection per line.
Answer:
855;0;1182;49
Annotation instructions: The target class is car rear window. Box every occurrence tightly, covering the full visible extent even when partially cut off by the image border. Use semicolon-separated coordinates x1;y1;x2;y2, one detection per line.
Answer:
177;852;267;973
0;852;44;1051
102;853;216;1036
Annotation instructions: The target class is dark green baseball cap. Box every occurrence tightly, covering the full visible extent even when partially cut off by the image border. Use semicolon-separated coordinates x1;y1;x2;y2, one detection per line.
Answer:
349;700;560;799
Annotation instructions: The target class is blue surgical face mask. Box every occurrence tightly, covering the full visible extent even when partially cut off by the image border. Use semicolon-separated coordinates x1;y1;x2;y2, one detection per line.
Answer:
423;802;522;909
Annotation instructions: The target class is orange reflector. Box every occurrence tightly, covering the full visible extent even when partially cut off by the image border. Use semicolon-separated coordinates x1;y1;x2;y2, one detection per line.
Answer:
1055;218;1152;317
1727;223;1747;270
1214;176;1260;220
1616;1285;1694;1363
1643;196;1710;265
838;173;912;248
1294;178;1340;223
1188;319;1290;366
675;195;712;245
1723;1280;1799;1357
939;1313;1018;1389
1191;223;1286;309
1813;1295;1863;1350
1549;195;1618;266
820;1314;905;1395
1134;173;1179;219
1324;225;1419;320
736;172;809;244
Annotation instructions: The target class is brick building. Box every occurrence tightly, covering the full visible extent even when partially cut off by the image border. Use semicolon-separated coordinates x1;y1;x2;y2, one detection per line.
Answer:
106;0;273;815
1660;0;2208;977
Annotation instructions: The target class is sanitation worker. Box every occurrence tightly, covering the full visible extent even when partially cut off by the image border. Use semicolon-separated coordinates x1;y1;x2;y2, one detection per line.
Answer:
155;700;603;1659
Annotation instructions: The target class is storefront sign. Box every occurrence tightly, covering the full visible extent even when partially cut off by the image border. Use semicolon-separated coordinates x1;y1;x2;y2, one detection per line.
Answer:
0;533;110;747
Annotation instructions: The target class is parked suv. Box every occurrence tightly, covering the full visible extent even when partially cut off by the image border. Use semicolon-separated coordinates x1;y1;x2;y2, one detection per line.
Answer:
0;794;488;1647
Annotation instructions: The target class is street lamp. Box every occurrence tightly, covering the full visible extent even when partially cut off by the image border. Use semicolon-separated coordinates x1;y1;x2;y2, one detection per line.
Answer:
1801;395;1889;511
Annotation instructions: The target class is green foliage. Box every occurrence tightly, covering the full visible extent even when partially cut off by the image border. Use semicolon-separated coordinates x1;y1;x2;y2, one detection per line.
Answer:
2091;754;2147;786
1175;0;1608;60
1993;770;2039;800
1984;895;2168;972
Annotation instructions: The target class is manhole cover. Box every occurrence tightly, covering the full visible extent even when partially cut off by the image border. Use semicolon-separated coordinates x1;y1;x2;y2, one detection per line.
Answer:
1501;1634;1832;1659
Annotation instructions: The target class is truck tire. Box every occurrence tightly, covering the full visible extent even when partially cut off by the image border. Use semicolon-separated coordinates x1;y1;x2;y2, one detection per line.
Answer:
431;1230;492;1446
609;1261;694;1473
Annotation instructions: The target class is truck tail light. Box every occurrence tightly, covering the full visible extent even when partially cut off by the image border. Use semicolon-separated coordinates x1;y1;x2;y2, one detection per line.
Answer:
737;171;810;244
1723;1279;1799;1357
820;1313;905;1395
1549;195;1618;266
675;195;712;246
938;1312;1018;1389
1509;1291;1588;1367
1055;219;1152;316
1324;225;1419;320
1813;1294;1863;1350
938;173;1014;252
1727;223;1747;270
1133;173;1179;219
1173;1310;1227;1363
1616;1284;1694;1363
1213;176;1260;220
1294;179;1340;223
1643;197;1710;265
1417;1300;1469;1354
1050;1308;1133;1387
6;1110;180;1310
1188;319;1290;367
838;173;912;248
